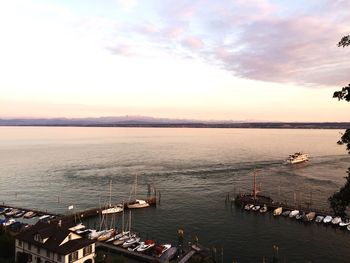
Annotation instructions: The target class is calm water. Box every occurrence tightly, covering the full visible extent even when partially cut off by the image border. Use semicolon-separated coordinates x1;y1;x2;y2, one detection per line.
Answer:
1;127;350;262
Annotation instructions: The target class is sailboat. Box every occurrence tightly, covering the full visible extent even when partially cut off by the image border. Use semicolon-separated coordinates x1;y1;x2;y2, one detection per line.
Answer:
102;180;124;215
122;210;140;247
127;174;150;209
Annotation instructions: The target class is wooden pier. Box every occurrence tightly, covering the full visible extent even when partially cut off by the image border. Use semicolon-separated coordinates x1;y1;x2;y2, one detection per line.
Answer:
0;203;61;217
96;241;161;263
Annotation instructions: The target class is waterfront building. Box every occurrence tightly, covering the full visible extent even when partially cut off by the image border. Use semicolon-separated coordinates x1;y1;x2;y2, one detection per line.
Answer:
15;221;95;263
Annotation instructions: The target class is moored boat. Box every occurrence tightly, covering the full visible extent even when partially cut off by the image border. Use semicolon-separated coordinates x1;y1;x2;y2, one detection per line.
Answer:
273;207;282;216
305;212;316;222
296;212;305;220
127;199;150;209
315;215;324;223
323;215;332;224
154;244;172;257
3;218;16;226
14;210;26;218
331;217;342;225
289;210;299;218
282;210;291;217
339;219;350;227
259;205;268;213
122;236;141;248
23;211;37;219
137;240;155;252
102;204;123;215
97;229;116;242
252;205;260;211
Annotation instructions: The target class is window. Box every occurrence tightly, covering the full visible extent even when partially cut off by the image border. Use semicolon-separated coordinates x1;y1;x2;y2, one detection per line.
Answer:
28;243;31;250
57;254;62;262
83;245;92;256
34;234;43;243
37;246;40;254
69;251;78;262
28;254;32;262
18;240;22;246
46;250;50;257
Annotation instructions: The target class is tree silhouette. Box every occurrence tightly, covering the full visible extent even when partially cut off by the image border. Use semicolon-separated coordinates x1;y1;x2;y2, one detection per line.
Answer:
328;35;350;216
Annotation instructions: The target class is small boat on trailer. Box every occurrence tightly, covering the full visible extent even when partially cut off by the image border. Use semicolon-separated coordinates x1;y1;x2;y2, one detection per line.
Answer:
304;212;316;222
296;212;305;220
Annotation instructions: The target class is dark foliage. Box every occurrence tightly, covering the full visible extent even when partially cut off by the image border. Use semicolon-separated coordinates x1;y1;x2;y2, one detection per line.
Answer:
338;35;350;47
329;35;350;216
329;168;350;217
333;84;350;102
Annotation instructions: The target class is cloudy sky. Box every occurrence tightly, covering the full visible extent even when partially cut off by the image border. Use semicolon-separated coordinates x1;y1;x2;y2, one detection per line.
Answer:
0;0;349;121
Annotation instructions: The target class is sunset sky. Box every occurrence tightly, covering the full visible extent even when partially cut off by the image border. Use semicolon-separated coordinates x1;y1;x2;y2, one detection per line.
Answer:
0;0;349;121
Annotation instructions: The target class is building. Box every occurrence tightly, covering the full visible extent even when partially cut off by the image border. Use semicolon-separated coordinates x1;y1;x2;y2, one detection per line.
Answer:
15;220;95;263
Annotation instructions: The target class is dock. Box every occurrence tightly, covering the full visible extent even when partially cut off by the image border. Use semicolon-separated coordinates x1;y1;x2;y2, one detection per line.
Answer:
96;241;161;263
0;204;61;217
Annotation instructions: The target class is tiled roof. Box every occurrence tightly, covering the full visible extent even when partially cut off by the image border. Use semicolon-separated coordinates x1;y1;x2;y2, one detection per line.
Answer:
16;221;95;255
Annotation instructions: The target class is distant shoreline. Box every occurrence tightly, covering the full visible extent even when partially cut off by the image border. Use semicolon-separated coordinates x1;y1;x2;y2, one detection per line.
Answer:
0;122;349;129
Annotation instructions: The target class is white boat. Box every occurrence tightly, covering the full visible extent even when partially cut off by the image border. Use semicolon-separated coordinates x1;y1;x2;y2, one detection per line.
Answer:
39;215;50;221
5;208;19;217
285;152;309;164
23;211;37;219
259;205;268;213
127;199;150;209
89;229;109;240
102;181;124;214
323;215;333;224
69;223;86;232
3;219;16;226
252;205;260;211
137;240;155;252
154;244;172;257
122;237;140;248
97;229;116;242
289;210;299;218
315;215;324;223
273;207;283;216
102;204;124;215
347;225;350;231
331;217;342;225
127;174;150;209
339;220;350;227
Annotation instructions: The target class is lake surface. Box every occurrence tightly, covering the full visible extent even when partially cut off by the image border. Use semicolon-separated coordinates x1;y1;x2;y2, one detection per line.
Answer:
1;127;350;262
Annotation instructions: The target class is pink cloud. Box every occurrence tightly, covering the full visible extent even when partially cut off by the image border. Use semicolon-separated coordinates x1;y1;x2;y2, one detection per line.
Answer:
182;36;204;50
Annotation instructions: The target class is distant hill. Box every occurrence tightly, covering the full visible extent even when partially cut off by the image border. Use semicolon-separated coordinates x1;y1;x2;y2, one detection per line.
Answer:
0;116;349;129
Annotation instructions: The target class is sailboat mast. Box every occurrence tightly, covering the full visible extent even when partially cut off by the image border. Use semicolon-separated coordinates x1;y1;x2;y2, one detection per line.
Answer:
109;180;112;206
135;174;137;201
129;210;131;236
122;200;124;233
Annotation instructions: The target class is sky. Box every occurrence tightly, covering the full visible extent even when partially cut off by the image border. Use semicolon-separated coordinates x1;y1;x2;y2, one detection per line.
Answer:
0;0;349;121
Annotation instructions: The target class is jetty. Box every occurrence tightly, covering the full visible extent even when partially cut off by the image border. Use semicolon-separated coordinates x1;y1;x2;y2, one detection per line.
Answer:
0;204;61;217
96;242;161;263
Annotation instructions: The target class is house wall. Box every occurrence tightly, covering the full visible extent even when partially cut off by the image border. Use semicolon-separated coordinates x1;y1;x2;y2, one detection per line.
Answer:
15;239;95;263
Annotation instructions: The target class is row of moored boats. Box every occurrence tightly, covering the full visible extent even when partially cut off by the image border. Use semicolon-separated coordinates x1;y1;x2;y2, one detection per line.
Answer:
0;207;55;227
244;204;350;230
